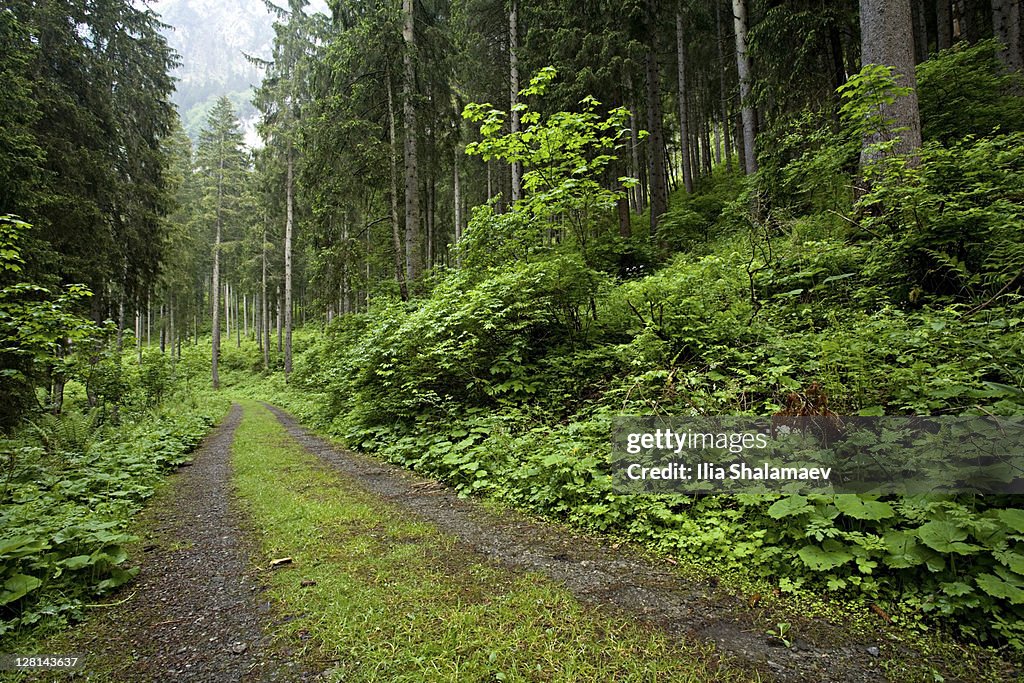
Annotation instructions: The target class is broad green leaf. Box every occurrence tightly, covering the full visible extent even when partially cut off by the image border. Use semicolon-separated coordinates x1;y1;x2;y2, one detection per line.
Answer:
797;541;853;571
0;574;42;605
60;555;94;570
833;495;895;521
767;495;812;519
976;573;1024;604
996;509;1024;533
917;521;981;554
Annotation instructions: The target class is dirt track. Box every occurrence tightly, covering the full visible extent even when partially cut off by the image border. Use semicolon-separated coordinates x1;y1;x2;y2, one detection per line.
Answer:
36;402;1017;682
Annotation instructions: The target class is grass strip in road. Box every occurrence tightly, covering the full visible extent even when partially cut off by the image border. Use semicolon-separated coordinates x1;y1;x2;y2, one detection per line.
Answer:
232;403;754;683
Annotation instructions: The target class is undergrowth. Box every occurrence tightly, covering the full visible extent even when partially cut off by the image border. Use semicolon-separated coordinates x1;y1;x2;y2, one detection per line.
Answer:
240;52;1024;656
0;382;228;649
231;402;752;682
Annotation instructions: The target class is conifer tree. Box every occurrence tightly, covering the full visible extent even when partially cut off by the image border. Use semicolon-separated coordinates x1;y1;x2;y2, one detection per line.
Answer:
195;97;249;389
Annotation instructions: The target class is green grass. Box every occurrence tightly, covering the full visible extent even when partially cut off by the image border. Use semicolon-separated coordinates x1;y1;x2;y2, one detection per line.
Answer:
232;402;754;682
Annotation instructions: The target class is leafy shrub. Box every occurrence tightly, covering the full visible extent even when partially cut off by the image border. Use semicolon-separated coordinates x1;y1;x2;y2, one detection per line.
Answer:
917;40;1024;143
0;392;226;644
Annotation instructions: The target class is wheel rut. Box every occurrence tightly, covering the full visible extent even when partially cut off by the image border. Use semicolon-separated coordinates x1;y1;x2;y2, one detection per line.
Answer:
42;404;314;682
264;403;896;683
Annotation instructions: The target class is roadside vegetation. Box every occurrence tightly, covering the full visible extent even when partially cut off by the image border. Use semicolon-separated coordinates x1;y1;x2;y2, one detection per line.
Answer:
241;46;1024;656
232;402;753;682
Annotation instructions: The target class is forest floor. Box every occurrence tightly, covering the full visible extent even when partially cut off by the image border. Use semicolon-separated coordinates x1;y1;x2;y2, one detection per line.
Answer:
20;402;1016;682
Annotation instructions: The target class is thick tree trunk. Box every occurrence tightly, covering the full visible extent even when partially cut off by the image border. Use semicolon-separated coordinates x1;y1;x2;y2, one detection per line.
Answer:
992;0;1023;71
732;0;758;174
675;10;694;193
284;146;294;376
645;0;668;234
830;26;848;92
936;0;953;49
859;0;923;166
509;0;522;202
386;73;408;300
402;0;420;284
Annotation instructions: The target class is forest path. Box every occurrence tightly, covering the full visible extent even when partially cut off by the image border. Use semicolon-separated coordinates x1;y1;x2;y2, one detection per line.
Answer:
34;402;993;682
31;404;315;682
262;404;897;683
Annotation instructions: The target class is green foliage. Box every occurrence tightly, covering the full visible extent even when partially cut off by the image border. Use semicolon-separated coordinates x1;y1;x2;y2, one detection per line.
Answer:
0;217;99;426
0;391;226;645
917;40;1024;143
854;132;1024;298
463;67;635;258
267;140;1024;650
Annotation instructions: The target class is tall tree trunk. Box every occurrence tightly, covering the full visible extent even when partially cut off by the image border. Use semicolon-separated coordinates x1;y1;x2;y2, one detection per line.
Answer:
211;249;220;388
402;0;420;284
913;0;929;63
136;307;142;365
276;287;282;353
386;73;409;300
714;122;722;166
235;288;240;348
717;0;734;172
211;135;223;388
936;0;953;49
262;222;269;370
859;0;923;167
426;177;435;267
676;9;694;194
169;297;175;363
645;0;668;234
454;147;463;267
509;0;522;202
702;116;713;174
284;145;294;376
829;25;848;92
116;294;124;351
732;0;758;174
992;0;1023;71
629;108;645;212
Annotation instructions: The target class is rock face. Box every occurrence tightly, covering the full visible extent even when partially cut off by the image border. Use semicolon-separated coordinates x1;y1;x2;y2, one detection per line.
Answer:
148;0;270;141
147;0;327;143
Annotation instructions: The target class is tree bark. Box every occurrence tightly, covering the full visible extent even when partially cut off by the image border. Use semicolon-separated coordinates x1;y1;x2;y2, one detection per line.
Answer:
509;0;522;203
284;146;294;376
453;148;463;267
386;73;409;300
262;222;269;370
732;0;758;174
402;0;420;284
936;0;953;48
992;0;1023;71
717;0;734;172
675;9;694;194
859;0;923;167
913;0;929;63
645;0;668;234
211;136;223;389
